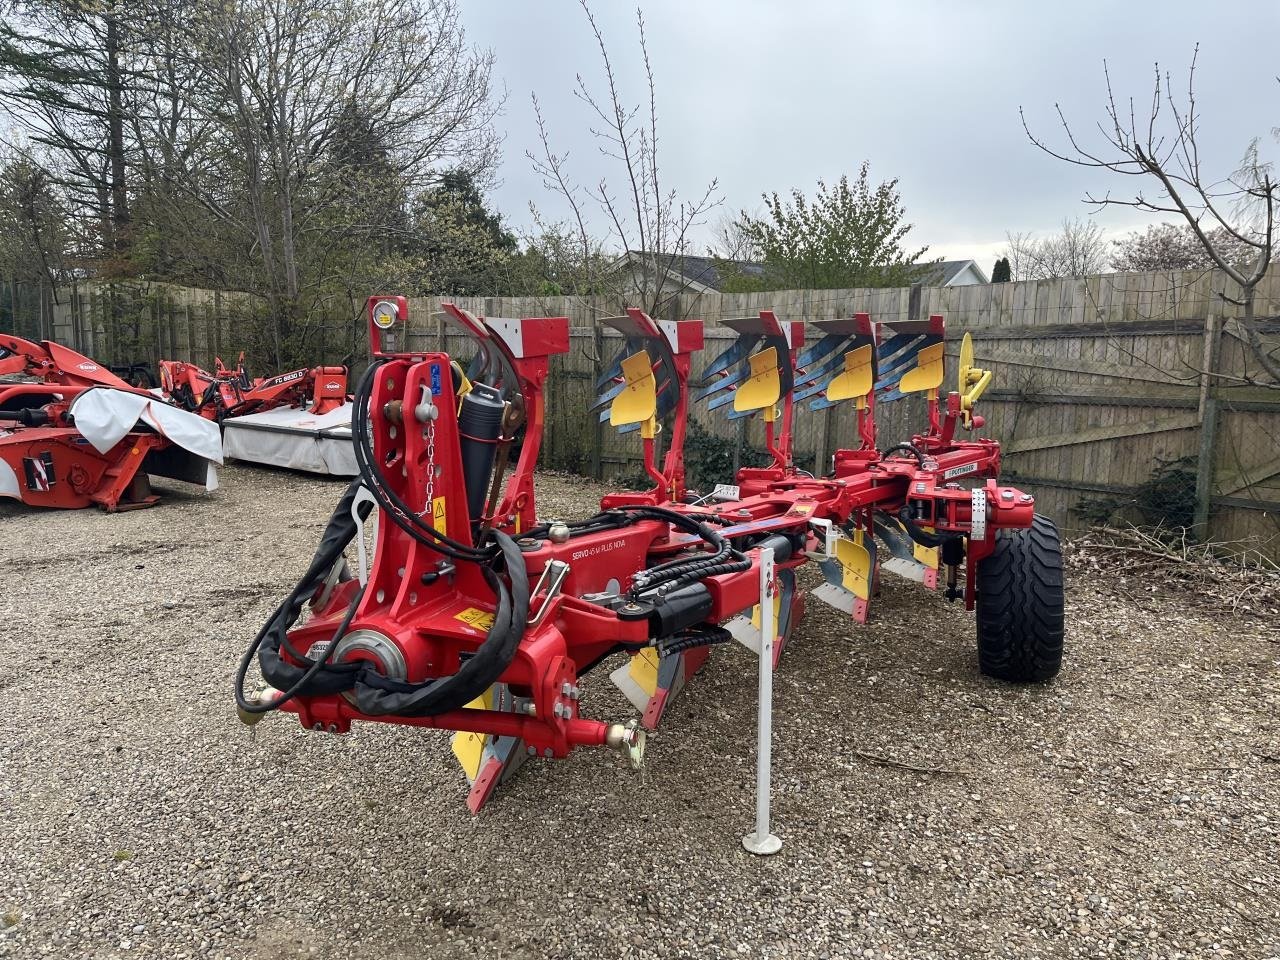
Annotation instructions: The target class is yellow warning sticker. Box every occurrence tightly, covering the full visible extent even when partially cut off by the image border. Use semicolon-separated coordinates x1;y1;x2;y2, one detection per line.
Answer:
454;607;495;631
432;496;447;537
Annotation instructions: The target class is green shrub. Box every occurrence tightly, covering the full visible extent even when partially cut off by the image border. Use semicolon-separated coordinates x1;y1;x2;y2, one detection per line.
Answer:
1073;455;1198;537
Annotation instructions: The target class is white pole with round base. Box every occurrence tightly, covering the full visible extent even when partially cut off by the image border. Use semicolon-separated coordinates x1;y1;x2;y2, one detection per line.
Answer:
742;547;782;856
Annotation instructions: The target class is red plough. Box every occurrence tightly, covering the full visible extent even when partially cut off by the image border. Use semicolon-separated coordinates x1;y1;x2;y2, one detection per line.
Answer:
1;334;222;510
236;298;1065;812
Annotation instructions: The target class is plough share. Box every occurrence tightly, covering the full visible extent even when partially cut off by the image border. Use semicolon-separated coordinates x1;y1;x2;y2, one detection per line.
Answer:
237;297;1065;812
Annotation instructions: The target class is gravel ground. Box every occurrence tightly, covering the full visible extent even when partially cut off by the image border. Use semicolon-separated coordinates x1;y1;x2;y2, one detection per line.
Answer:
1;465;1277;960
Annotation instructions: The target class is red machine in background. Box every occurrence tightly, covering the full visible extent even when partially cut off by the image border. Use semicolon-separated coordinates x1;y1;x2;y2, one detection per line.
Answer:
158;354;348;421
236;297;1064;812
1;334;221;510
157;354;354;476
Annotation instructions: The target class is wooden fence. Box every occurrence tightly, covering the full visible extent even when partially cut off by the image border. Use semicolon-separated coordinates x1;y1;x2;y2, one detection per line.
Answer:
7;271;1278;561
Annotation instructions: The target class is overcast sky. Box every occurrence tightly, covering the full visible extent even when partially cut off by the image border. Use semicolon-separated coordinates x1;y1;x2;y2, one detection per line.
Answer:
464;0;1280;270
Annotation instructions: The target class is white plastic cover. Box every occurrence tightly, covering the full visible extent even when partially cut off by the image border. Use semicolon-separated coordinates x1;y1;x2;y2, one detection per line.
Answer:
69;387;224;490
0;456;19;500
221;403;357;476
71;388;223;461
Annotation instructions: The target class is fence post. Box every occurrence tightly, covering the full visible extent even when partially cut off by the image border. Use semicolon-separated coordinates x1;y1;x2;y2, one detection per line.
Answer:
814;406;833;476
213;289;223;364
1193;314;1222;539
590;314;604;480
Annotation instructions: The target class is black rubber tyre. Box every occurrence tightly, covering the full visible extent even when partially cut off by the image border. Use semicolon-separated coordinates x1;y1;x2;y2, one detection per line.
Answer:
975;513;1064;682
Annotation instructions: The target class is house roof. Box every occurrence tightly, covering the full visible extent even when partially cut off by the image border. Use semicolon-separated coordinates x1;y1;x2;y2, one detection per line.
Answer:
914;260;989;286
621;251;765;292
622;252;988;291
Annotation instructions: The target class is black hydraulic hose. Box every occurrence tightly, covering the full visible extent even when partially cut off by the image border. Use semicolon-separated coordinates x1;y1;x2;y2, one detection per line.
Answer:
349;529;528;717
618;505;738;594
897;503;943;548
660;624;734;657
235;481;370;714
521;508;728;545
237;481;531;718
520;510;632;540
236;363;535;718
351;361;492;563
653;553;752;593
881;442;927;467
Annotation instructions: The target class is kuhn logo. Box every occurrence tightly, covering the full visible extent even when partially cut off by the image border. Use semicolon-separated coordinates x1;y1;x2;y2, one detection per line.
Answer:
571;539;627;562
325;381;341;390
77;361;98;372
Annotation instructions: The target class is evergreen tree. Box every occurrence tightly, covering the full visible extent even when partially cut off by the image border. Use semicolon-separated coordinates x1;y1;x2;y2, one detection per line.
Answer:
991;256;1011;283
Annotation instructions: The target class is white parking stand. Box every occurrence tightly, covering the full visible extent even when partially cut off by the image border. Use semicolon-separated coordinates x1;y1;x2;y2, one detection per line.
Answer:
742;547;782;856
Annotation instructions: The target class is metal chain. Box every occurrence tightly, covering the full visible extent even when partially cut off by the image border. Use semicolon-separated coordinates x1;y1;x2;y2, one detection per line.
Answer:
420;412;437;518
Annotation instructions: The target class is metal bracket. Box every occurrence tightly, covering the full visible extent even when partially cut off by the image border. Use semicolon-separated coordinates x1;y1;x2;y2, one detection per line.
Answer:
970;487;988;543
351;486;378;585
529;559;570;628
806;517;839;560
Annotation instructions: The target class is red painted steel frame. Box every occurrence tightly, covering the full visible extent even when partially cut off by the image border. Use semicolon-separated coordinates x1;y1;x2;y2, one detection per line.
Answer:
439;301;570;534
274;300;1038;768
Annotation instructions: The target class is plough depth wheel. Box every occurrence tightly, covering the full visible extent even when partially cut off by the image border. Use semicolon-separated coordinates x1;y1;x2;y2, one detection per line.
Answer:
974;514;1065;682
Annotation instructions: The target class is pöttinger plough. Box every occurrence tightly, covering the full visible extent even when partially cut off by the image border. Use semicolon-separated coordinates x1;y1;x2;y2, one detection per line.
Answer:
236;297;1065;812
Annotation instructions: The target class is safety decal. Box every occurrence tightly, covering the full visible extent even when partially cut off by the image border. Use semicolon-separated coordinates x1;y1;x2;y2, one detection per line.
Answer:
22;452;55;491
454;607;496;631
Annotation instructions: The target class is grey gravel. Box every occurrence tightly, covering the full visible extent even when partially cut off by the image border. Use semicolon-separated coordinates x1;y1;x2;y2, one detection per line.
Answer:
1;465;1278;960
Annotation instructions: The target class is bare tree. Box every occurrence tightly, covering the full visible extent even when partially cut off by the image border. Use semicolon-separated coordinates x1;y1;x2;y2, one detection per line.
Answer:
1001;217;1109;281
0;145;72;303
1022;46;1279;384
709;210;761;262
149;0;500;362
527;1;720;315
1110;220;1278;272
0;1;161;272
